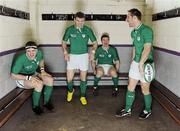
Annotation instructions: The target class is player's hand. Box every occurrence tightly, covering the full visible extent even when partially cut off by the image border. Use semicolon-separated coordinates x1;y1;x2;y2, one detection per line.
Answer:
31;76;41;83
93;70;96;75
41;71;51;77
89;53;95;61
139;63;144;76
116;68;119;72
64;53;70;61
130;60;134;65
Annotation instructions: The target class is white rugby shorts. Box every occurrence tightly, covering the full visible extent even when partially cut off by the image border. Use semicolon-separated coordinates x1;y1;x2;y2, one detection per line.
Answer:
129;61;155;83
97;64;113;75
67;53;89;71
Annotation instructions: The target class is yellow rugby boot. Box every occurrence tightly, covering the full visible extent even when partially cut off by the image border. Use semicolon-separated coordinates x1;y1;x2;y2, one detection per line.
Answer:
80;97;87;105
67;89;74;102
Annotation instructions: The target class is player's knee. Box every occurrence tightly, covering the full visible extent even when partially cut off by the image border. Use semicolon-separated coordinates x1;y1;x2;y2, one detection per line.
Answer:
127;85;135;92
37;81;43;88
141;83;150;95
34;81;43;92
42;76;53;85
141;88;150;95
109;69;117;77
47;76;54;84
96;68;104;76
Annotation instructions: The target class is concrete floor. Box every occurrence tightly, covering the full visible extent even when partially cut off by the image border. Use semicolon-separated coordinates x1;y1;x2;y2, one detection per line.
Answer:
1;87;180;131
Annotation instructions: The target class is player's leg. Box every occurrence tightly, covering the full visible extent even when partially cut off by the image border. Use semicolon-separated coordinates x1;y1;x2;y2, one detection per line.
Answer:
93;66;104;96
66;69;75;102
79;70;88;105
108;66;119;97
24;78;44;115
139;81;152;119
116;61;140;117
116;77;138;117
66;54;76;102
38;73;54;110
79;53;89;105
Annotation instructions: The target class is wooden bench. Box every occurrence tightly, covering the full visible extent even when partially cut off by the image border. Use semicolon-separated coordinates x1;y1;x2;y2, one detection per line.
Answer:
0;88;32;127
151;80;180;125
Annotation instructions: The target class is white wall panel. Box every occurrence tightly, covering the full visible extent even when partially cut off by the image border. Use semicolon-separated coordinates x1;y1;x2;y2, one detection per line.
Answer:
37;0;144;44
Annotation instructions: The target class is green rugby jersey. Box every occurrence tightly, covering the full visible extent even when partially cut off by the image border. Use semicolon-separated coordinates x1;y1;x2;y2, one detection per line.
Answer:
131;24;154;63
11;50;43;75
94;45;119;65
63;25;97;54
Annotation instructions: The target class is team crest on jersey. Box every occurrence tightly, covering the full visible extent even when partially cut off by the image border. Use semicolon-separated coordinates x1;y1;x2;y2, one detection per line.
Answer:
82;34;86;38
70;34;76;38
137;36;141;41
33;58;39;65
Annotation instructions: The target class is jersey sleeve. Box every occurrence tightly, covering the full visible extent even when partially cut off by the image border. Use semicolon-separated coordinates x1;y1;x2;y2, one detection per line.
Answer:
112;48;120;61
142;28;153;44
62;27;71;43
38;50;44;60
11;56;23;74
88;28;97;43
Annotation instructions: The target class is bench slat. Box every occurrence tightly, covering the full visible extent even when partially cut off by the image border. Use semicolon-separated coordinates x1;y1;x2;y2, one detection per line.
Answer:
0;88;24;111
151;87;180;125
0;90;32;127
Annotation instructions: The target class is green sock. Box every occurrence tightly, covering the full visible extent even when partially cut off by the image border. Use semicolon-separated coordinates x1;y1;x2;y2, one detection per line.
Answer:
125;90;135;112
32;90;41;108
144;94;152;112
112;76;118;89
44;85;53;104
80;80;87;97
93;76;101;88
67;81;73;92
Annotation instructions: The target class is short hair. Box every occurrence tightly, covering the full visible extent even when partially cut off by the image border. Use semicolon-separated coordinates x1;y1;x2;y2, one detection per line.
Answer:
75;11;85;18
101;33;110;41
25;41;37;49
128;8;142;20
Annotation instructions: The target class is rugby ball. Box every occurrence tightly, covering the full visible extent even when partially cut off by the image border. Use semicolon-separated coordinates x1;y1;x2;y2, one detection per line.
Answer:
144;63;155;83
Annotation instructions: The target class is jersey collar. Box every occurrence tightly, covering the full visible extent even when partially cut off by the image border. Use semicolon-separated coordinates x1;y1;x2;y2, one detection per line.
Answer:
74;25;84;29
102;46;109;53
74;25;84;33
134;23;143;31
